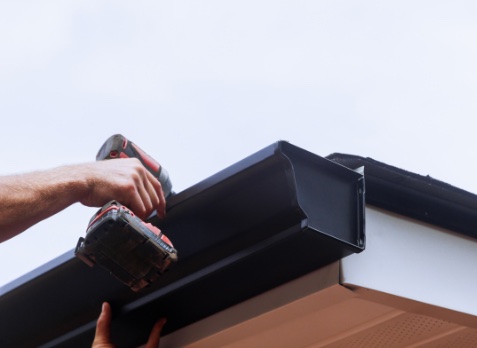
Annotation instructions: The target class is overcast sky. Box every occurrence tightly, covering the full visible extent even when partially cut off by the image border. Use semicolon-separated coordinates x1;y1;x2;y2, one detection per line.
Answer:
1;1;476;287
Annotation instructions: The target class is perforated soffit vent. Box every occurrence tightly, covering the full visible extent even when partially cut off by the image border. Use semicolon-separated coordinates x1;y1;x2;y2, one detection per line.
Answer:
159;263;477;348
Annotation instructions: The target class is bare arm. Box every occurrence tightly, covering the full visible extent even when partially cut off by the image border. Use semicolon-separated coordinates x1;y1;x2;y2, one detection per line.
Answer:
0;158;166;243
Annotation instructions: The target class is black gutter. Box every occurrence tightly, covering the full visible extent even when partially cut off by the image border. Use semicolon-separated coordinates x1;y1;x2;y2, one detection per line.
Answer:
0;142;364;348
327;153;477;240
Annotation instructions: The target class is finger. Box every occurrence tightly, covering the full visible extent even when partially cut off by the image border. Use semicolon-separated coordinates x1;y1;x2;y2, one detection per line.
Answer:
145;171;166;218
143;173;161;215
123;168;149;219
125;190;147;220
93;302;112;345
145;318;166;348
136;179;154;219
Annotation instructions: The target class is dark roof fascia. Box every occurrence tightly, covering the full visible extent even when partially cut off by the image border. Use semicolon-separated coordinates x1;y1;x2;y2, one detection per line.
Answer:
327;153;477;240
0;142;364;348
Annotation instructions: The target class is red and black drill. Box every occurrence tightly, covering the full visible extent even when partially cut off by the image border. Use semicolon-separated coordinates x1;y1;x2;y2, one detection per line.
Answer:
75;134;178;292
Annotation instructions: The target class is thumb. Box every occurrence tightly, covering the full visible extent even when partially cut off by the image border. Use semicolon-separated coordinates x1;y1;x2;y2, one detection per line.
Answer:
93;302;113;346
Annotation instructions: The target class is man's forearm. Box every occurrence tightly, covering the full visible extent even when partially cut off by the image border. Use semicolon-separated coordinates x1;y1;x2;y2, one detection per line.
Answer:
0;166;88;242
0;158;166;243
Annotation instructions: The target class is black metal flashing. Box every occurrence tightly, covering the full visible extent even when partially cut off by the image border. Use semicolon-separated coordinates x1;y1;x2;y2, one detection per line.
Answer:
327;153;477;240
0;142;364;348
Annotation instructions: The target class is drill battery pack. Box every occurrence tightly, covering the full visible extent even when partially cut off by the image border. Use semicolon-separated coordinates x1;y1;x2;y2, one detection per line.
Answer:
75;201;178;292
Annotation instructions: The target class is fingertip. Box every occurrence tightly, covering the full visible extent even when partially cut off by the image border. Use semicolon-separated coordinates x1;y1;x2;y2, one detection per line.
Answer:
154;317;167;332
154;200;166;219
99;302;111;320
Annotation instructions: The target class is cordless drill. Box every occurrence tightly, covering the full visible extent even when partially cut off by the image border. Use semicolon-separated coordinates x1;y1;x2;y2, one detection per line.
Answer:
75;134;178;292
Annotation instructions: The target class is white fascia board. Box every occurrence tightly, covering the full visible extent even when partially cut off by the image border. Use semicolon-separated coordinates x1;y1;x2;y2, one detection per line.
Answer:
341;206;477;317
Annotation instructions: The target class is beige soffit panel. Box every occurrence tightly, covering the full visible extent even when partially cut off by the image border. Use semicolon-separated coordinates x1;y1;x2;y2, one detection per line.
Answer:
159;288;477;348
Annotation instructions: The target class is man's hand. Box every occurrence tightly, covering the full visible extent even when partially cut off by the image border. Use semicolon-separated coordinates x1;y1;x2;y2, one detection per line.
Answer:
79;158;166;220
92;302;165;348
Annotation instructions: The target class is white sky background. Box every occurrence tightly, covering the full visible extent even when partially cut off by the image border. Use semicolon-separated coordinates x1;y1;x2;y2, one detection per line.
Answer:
0;1;476;287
